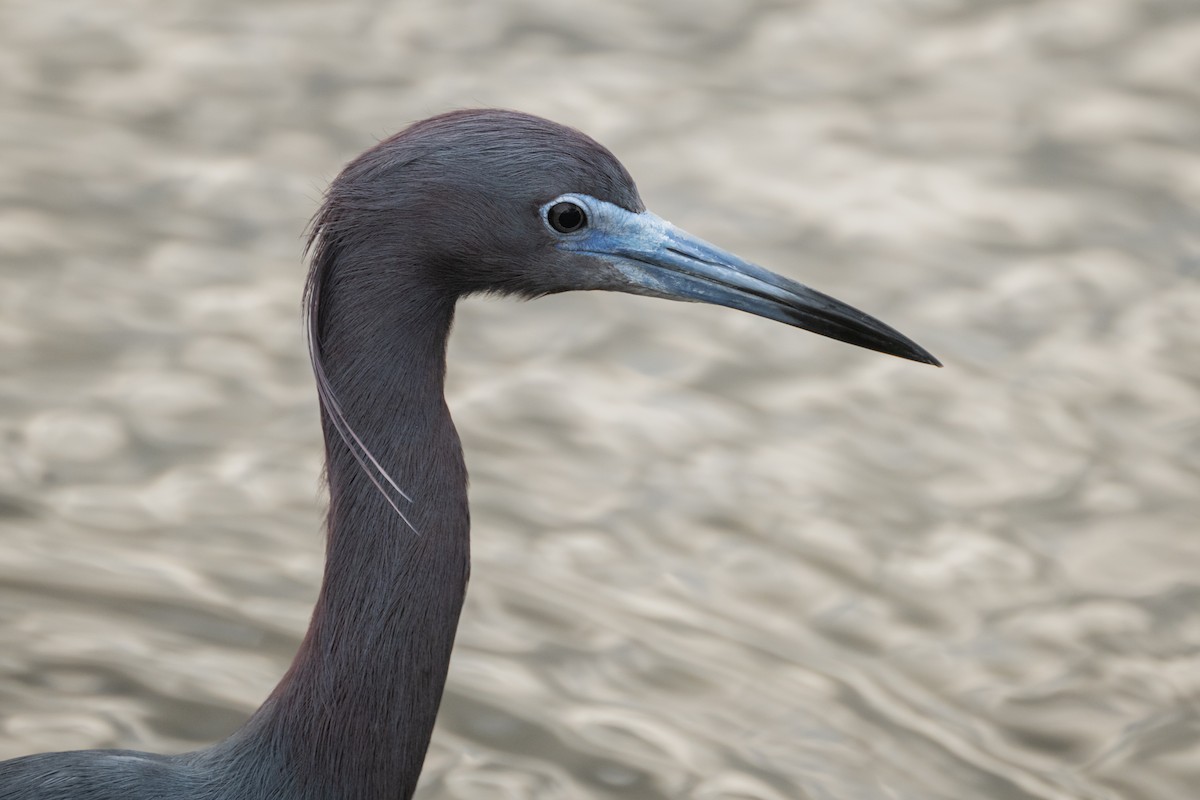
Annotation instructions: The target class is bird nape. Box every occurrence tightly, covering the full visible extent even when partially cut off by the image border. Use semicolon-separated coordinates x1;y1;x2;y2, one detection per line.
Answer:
0;109;939;800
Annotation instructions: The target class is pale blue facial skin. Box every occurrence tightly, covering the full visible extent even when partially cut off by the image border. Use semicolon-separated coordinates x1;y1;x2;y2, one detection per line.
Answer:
541;194;941;366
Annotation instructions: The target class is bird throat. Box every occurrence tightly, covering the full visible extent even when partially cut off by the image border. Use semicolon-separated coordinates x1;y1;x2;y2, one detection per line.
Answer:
212;278;470;800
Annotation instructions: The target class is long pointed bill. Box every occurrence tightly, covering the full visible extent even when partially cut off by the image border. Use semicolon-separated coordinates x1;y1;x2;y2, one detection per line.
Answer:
548;195;941;366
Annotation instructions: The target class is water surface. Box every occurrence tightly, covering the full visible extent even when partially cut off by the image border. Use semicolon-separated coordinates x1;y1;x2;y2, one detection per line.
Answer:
2;1;1199;798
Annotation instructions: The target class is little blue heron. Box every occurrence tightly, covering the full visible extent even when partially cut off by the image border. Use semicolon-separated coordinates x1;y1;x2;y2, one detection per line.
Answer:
0;109;938;799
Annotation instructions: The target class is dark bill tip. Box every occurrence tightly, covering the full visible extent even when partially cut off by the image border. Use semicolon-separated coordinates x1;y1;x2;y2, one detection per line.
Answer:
783;284;942;367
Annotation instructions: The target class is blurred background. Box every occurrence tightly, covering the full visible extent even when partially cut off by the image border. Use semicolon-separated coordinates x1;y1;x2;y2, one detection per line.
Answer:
2;0;1198;798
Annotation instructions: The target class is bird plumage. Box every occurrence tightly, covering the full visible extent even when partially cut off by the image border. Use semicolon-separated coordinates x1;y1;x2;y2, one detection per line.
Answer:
1;109;936;800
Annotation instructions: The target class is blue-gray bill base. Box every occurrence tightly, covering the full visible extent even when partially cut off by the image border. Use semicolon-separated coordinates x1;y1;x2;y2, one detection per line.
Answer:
0;109;938;800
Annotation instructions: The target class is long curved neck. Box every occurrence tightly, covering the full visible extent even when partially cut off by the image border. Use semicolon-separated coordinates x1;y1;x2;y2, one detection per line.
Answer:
207;269;469;800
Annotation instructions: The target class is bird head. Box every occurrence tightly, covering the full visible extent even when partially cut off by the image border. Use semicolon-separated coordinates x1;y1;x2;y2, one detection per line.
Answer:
311;109;939;366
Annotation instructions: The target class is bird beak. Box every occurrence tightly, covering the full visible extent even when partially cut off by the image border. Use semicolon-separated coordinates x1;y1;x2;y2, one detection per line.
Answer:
550;196;941;366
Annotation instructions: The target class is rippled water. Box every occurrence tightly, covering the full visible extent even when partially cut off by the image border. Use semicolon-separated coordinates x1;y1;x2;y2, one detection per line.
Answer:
2;1;1199;798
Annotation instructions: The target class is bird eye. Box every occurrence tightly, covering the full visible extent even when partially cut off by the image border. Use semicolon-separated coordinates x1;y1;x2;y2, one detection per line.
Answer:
547;201;587;233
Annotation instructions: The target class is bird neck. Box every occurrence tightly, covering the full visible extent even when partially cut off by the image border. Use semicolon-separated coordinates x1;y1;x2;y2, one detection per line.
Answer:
214;278;469;800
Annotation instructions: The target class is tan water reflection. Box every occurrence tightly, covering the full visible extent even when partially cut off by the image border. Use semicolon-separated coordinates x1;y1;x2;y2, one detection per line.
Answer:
2;1;1199;798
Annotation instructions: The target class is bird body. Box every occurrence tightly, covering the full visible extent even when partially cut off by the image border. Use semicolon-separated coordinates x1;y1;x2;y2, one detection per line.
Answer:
1;110;937;799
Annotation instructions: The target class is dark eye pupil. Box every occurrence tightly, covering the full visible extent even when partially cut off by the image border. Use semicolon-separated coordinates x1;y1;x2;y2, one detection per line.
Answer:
548;202;586;233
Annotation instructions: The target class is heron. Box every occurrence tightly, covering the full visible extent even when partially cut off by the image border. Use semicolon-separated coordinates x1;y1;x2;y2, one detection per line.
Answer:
0;109;939;799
